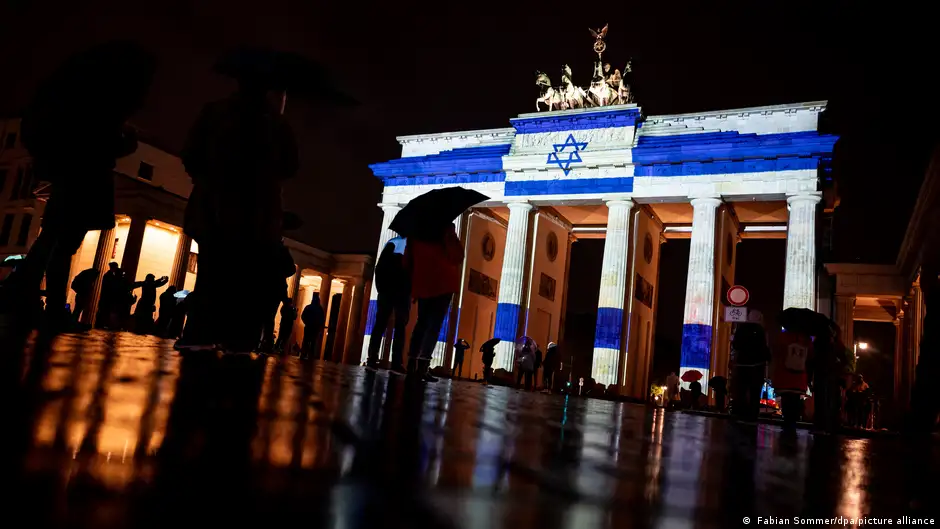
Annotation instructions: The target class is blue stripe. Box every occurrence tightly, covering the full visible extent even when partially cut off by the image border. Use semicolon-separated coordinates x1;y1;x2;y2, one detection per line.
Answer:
437;302;452;341
494;303;521;342
370;144;510;180
634;157;820;178
364;299;379;335
680;323;713;370
593;307;624;350
382;172;506;187
505;177;633;196
633;131;838;164
511;108;641;134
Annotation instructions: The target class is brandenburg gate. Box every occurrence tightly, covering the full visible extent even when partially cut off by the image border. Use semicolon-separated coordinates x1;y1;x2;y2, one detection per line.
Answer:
361;27;837;396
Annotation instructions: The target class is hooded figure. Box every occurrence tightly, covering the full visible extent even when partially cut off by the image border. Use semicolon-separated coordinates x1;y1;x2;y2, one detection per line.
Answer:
366;236;410;372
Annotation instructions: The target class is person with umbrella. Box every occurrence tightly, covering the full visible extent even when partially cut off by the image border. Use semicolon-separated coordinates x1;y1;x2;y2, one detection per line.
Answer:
366;236;410;374
390;187;486;381
730;318;771;422
480;337;500;386
0;41;155;332
683;370;704;409
70;267;100;324
176;50;300;353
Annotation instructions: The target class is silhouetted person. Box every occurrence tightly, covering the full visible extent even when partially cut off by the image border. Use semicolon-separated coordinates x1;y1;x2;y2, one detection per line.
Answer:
481;341;496;386
731;321;770;422
0;41;155;331
774;328;811;433
366;236;410;373
689;379;703;409
301;293;325;360
542;342;559;393
166;292;190;339
452;338;469;378
96;262;124;329
275;298;297;353
516;339;537;391
156;285;179;335
403;224;463;382
131;273;168;334
260;279;289;353
708;375;728;412
70;267;99;324
177;76;298;353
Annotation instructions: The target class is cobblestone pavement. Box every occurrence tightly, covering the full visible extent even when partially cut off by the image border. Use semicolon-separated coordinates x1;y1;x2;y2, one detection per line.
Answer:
1;331;937;528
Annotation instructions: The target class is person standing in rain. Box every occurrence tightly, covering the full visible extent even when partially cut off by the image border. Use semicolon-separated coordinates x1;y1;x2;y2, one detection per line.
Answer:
0;42;155;332
70;267;99;324
366;236;410;374
130;273;169;334
730;314;771;422
542;341;559;393
301;293;326;360
275;298;297;353
176;73;298;353
452;338;470;378
403;223;463;382
515;338;537;391
156;285;179;336
96;262;124;329
481;339;497;386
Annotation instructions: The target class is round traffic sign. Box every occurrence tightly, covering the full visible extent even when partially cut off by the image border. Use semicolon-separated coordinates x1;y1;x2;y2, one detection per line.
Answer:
727;285;749;306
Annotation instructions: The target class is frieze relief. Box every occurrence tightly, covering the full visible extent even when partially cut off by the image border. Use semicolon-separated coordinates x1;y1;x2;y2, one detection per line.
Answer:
512;126;635;154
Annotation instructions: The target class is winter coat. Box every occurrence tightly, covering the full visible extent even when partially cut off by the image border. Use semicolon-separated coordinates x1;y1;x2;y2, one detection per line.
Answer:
772;331;812;394
404;228;463;300
375;237;409;298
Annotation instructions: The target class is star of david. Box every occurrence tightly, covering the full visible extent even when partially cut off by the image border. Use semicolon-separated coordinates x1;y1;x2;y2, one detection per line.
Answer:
546;134;589;176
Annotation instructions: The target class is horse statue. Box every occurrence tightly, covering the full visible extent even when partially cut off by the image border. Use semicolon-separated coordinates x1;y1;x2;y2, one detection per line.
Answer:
536;71;564;111
560;64;591;109
589;61;617;107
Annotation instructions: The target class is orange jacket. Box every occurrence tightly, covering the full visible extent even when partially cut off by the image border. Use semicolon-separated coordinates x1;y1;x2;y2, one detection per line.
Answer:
404;229;464;300
772;331;812;394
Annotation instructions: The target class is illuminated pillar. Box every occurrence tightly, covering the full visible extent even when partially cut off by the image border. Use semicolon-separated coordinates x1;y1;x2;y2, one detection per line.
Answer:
360;203;401;364
679;197;721;387
288;266;303;303
169;233;192;290
592;198;634;389
432;213;467;368
493;201;534;371
120;215;148;282
782;193;821;310
316;272;333;360
84;226;116;326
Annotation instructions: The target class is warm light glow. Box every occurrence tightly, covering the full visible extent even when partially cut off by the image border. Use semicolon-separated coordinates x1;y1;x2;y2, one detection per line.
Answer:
857;342;869;350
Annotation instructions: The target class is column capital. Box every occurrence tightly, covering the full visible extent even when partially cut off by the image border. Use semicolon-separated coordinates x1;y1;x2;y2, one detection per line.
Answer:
689;196;722;208
786;192;822;206
604;197;634;209
506;200;534;213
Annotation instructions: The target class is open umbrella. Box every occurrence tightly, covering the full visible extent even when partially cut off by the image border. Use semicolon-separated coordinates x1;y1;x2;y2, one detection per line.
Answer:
390;187;489;241
480;338;501;352
214;47;355;106
779;307;832;337
173;289;192;299
681;370;703;383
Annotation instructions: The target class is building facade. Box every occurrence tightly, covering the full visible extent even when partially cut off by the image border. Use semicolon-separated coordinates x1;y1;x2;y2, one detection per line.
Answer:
0;118;372;362
364;102;838;396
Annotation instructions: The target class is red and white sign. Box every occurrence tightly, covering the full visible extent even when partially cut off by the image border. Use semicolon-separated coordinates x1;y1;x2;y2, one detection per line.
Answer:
727;285;749;306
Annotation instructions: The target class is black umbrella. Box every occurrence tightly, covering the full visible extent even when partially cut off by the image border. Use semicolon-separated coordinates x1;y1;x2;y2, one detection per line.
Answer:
779;307;833;337
480;338;501;352
214;47;355;106
390;187;489;241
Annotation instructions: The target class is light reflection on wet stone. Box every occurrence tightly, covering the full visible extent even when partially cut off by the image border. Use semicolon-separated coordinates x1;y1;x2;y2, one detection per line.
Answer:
1;331;938;528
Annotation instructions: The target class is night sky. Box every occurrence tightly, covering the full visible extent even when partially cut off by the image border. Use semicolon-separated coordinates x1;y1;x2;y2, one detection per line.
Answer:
1;1;937;370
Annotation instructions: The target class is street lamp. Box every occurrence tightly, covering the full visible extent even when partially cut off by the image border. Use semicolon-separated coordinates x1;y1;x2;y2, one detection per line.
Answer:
854;341;869;358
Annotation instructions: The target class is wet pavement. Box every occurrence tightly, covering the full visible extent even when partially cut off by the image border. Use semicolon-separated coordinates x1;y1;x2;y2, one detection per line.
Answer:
1;331;938;528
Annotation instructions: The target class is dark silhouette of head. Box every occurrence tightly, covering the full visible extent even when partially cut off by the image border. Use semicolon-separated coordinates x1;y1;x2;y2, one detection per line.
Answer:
167;285;178;295
108;262;119;272
145;273;155;282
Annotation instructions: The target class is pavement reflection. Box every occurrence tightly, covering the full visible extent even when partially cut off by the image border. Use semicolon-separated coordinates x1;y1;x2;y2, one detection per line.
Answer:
0;331;937;528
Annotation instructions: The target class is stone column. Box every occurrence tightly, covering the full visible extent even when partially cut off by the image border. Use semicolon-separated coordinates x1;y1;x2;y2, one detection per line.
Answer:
120;215;148;282
288;266;303;303
783;193;821;310
343;280;366;364
557;233;576;345
331;281;352;362
592;198;634;389
360;203;401;364
169;233;192;290
433;214;467;368
679;197;721;386
493;201;534;371
84;227;116;326
316;273;333;360
893;312;905;407
833;294;855;349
